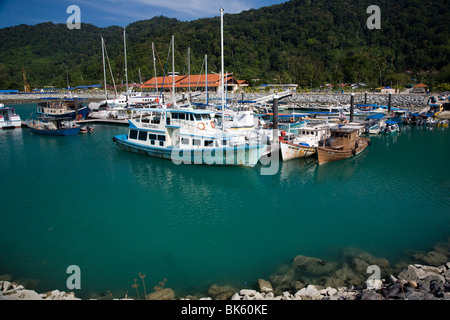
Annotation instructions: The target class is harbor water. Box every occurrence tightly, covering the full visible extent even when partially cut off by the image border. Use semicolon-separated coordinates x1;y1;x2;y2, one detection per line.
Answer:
0;103;449;299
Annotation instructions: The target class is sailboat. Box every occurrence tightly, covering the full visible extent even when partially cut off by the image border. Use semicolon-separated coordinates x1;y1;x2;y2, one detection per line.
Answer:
88;30;158;119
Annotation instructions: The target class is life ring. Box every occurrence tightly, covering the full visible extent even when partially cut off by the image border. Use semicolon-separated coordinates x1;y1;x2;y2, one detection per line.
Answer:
210;121;216;129
197;122;206;131
290;117;295;123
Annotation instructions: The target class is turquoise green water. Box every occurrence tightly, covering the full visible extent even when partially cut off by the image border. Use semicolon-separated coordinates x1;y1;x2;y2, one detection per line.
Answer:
1;103;449;298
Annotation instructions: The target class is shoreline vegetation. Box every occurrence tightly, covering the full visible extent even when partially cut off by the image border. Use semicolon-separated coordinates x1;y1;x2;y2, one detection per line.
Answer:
1;237;449;300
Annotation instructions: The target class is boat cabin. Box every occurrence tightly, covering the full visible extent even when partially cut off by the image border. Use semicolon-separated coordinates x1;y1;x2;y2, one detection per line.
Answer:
127;108;227;149
327;127;360;150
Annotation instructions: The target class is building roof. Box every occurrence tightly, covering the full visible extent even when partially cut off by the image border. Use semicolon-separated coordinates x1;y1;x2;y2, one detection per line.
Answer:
414;83;428;88
142;73;244;89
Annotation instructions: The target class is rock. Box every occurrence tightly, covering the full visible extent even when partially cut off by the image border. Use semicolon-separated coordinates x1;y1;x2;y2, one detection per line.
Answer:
319;287;337;297
7;289;43;300
418;275;445;297
384;283;407;299
257;279;273;293
145;288;175;300
239;289;257;297
398;265;427;282
330;264;366;287
294;285;322;300
290;255;337;276
207;284;236;300
360;292;384;300
407;280;418;288
365;279;383;290
1;281;12;292
414;251;448;266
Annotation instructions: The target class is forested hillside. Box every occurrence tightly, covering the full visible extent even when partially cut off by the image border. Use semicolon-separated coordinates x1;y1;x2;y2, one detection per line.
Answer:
0;0;449;90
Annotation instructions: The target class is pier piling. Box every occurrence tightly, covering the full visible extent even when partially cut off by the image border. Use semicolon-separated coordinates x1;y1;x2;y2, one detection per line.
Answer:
350;93;355;122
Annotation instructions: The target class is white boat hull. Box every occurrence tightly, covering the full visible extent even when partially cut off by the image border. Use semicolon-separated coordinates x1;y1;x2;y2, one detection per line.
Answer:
280;141;316;161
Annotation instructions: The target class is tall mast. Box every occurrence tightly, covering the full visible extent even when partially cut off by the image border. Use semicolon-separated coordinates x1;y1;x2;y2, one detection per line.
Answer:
152;42;158;93
205;55;208;105
123;27;129;105
172;35;176;107
101;37;108;100
221;7;225;129
188;47;191;97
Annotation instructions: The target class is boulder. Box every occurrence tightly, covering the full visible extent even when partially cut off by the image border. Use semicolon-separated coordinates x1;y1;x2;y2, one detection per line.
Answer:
291;255;339;277
398;265;427;282
294;285;322;300
413;251;448;266
257;279;273;294
145;288;175;300
207;284;236;301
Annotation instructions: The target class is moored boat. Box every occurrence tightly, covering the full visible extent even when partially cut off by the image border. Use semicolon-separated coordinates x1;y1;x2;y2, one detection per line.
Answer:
37;97;90;120
280;123;335;161
0;104;22;129
317;127;370;165
113;108;268;167
26;115;81;136
383;121;400;134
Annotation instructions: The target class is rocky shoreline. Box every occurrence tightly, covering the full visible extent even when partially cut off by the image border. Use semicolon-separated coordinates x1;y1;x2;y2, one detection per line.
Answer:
0;92;432;111
1;262;449;301
2;237;450;300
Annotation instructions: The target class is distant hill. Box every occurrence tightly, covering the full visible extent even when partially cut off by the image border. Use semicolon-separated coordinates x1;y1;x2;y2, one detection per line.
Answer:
0;0;449;90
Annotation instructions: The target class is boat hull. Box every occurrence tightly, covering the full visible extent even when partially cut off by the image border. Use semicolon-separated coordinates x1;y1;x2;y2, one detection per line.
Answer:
280;141;316;161
113;135;267;167
30;127;80;136
317;138;370;165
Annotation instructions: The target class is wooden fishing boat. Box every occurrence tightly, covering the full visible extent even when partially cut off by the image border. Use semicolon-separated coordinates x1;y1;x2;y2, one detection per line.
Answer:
317;127;370;165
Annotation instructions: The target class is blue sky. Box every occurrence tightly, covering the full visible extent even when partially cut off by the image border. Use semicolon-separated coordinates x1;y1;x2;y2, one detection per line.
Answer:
0;0;288;28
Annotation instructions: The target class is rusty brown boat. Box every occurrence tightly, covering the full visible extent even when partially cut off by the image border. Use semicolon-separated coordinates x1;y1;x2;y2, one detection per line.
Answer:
317;127;370;165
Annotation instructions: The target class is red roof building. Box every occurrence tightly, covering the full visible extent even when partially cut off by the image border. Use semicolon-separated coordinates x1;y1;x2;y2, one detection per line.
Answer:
141;73;247;92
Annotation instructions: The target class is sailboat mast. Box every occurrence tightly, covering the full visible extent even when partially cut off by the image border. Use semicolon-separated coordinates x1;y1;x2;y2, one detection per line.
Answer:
123;27;129;105
101;37;108;100
221;7;225;129
152;42;158;93
188;47;191;98
205;55;208;105
172;35;176;107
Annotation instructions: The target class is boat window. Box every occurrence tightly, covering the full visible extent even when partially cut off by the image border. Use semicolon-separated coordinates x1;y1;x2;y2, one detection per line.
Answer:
138;131;147;141
194;114;202;121
192;139;201;146
189;114;195;121
172;113;179;119
151;117;161;124
202;114;211;120
204;140;214;147
157;135;166;142
179;113;186;120
222;139;228;146
159;141;164;147
149;134;157;140
129;129;138;139
181;138;189;145
150;140;155;145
